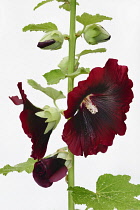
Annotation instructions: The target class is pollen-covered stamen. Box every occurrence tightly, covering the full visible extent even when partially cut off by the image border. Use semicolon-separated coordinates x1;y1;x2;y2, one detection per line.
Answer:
80;94;98;114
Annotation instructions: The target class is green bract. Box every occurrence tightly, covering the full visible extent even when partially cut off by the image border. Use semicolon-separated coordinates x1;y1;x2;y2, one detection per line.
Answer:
38;30;64;50
35;106;61;134
84;24;111;45
58;56;79;73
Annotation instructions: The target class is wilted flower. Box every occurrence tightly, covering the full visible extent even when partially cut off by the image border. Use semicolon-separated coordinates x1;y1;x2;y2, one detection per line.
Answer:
9;82;52;160
37;30;64;50
33;156;68;188
62;59;133;157
84;24;111;45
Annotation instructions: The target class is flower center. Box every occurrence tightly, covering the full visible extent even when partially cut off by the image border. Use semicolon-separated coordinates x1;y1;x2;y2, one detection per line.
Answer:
81;94;98;114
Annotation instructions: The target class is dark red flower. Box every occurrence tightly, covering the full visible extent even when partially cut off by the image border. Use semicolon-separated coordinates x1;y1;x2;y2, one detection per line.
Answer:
9;82;52;160
33;157;68;188
62;59;133;157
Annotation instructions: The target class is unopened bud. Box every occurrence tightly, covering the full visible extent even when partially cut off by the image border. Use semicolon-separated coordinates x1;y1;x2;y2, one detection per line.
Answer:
37;30;64;50
84;24;111;45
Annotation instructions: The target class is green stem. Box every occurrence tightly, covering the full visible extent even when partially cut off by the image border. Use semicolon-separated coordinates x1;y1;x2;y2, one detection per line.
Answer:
68;0;76;93
67;0;76;210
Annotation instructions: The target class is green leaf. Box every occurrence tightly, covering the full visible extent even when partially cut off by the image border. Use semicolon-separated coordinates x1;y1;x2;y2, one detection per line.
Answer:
45;87;66;101
33;0;79;11
76;48;106;59
28;79;65;101
34;0;54;10
22;22;58;32
59;3;70;11
69;174;140;210
43;69;66;85
0;158;36;176
76;13;112;26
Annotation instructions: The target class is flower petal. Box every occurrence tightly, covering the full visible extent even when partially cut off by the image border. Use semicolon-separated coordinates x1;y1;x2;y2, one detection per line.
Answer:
9;96;23;105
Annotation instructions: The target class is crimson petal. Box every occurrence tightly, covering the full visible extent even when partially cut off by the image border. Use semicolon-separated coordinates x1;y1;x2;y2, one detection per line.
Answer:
10;82;52;160
62;59;134;157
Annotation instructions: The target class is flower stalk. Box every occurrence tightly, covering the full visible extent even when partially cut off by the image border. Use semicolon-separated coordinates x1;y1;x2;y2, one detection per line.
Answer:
67;0;76;209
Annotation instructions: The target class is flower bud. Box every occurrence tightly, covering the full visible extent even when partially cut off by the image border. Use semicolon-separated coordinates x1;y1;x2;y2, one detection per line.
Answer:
37;30;64;50
33;156;68;188
84;24;111;45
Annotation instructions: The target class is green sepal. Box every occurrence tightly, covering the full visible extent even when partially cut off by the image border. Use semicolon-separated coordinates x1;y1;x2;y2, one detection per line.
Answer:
43;69;66;85
57;150;72;169
44;121;56;134
0;158;37;176
69;174;140;210
22;22;58;33
36;106;61;122
76;13;112;26
35;106;61;134
76;48;106;60
28;79;65;101
44;107;61;122
34;0;54;10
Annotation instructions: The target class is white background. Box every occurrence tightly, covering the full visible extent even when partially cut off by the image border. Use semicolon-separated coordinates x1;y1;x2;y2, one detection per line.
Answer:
0;0;140;209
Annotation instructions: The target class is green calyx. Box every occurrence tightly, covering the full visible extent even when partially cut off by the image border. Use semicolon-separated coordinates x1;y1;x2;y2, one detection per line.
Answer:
56;149;72;169
84;24;111;45
35;105;61;134
38;30;64;50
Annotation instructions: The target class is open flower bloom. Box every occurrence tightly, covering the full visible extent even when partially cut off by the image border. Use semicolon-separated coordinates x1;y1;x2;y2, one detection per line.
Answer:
62;59;133;157
33;156;68;188
9;82;52;160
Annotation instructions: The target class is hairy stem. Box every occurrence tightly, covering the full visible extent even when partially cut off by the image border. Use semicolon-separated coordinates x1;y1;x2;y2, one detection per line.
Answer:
67;0;76;210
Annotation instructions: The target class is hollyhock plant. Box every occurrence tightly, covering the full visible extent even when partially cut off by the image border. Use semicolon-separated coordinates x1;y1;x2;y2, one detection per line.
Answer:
1;1;138;209
9;82;52;160
62;59;133;157
33;156;68;188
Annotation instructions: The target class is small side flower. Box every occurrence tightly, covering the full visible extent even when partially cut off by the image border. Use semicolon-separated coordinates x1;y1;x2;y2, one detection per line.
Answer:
9;82;52;160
